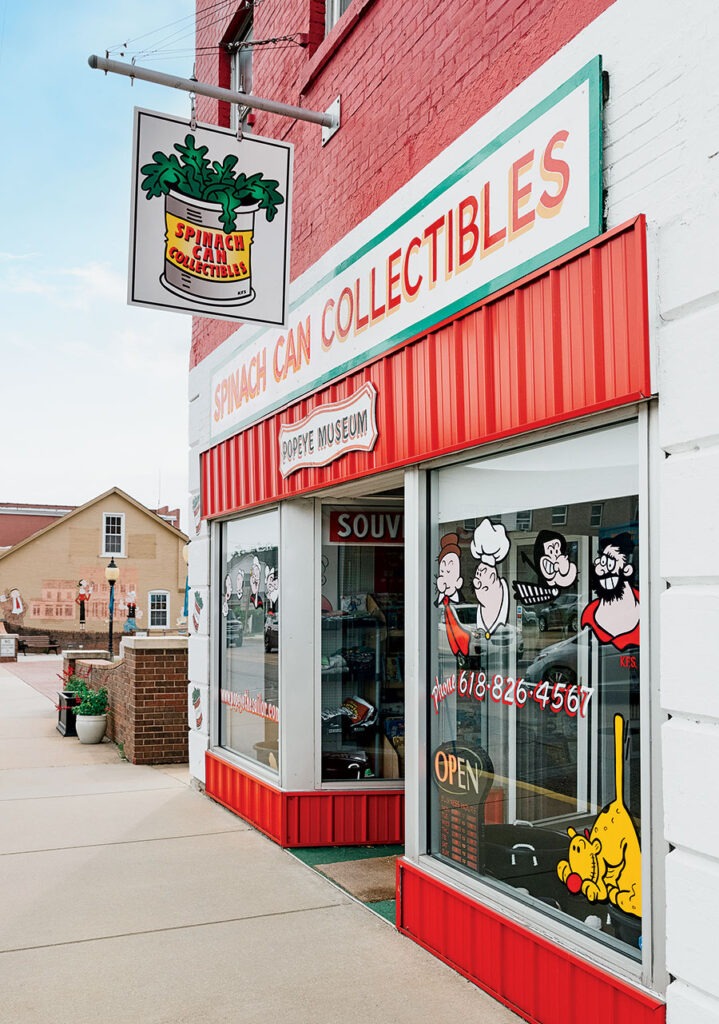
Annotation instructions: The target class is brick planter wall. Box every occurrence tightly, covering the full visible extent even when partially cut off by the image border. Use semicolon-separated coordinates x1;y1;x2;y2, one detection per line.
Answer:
64;637;189;764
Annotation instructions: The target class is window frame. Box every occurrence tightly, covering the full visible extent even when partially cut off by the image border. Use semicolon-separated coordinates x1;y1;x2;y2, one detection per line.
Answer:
102;512;125;557
228;12;253;131
148;590;170;628
406;408;657;990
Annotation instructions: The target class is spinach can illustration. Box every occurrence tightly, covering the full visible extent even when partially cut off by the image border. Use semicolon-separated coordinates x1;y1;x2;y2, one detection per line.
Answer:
140;134;284;307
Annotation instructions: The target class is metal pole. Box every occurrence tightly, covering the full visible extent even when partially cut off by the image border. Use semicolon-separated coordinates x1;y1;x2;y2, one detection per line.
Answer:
88;54;337;130
108;580;115;659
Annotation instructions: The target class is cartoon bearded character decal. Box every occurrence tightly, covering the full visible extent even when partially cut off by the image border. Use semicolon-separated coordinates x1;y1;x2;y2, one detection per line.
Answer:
581;532;639;650
434;533;470;658
512;529;578;606
222;573;232;617
471;519;511;639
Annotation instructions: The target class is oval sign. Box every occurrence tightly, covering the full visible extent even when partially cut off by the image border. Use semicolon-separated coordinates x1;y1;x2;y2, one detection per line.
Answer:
432;743;494;805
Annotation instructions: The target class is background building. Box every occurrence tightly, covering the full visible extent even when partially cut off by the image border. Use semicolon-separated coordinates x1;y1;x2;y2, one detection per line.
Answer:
0;487;187;643
183;2;719;1024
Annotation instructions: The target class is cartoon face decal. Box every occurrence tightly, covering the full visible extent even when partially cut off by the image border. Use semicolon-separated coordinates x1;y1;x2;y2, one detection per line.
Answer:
236;568;245;601
435;533;470;658
471;519;510;638
265;566;279;607
222;573;232;617
249;556;263;608
512;529;578;608
581;533;639;650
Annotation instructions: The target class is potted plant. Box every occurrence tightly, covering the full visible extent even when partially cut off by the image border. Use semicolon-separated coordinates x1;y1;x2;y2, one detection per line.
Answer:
74;686;109;745
56;674;88;738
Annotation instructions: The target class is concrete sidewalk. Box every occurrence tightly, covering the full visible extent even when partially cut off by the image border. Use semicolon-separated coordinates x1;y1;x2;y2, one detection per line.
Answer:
0;662;519;1024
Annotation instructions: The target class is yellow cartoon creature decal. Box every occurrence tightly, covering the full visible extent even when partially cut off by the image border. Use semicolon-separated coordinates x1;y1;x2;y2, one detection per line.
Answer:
557;714;641;918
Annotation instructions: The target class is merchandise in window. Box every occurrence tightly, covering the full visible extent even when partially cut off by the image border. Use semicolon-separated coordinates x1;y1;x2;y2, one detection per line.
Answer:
219;510;280;772
320;505;404;782
428;422;642;958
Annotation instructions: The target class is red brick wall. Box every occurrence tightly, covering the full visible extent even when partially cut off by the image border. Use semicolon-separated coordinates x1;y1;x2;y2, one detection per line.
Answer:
191;0;615;367
68;645;189;765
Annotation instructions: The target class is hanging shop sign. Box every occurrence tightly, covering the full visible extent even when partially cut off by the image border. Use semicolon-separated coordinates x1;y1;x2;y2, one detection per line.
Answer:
329;509;404;545
129;108;293;327
210;58;603;440
278;382;378;477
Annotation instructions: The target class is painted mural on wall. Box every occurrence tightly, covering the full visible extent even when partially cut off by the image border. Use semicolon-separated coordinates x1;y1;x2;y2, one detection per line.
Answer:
557;714;641;919
0;587;25;627
24;570;139;626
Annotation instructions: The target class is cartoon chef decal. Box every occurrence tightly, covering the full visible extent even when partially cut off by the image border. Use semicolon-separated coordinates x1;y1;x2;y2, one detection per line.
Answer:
471;519;511;639
513;529;578;606
581;533;639;650
435;532;470;658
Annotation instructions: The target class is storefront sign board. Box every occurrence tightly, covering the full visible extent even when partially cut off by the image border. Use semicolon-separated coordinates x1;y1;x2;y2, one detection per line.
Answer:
329;509;404;545
129;109;292;327
278;382;378;477
210;58;603;441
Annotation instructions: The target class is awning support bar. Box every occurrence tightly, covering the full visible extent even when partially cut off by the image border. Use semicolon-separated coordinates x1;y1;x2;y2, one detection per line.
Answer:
87;55;340;140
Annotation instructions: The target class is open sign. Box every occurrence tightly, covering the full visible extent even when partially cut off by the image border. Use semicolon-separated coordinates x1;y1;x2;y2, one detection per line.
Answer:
432;743;494;805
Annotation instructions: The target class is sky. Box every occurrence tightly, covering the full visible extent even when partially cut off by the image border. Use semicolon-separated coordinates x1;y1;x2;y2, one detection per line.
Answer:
0;0;200;530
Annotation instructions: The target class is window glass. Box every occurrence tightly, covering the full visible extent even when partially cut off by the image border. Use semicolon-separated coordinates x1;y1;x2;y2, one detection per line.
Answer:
229;15;253;131
149;592;169;627
429;423;642;958
325;0;352;34
321;506;404;782
219;510;280;772
103;514;123;555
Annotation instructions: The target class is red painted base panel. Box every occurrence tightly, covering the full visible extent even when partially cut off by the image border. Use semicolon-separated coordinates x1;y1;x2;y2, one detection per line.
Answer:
205;751;404;847
396;860;665;1024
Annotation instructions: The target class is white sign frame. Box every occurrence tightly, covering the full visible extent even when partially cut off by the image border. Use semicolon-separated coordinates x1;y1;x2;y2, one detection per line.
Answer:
129;108;293;327
278;382;379;477
209;58;603;442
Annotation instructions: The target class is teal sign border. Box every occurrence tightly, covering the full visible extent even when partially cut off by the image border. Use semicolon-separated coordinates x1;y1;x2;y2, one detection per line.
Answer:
208;56;603;447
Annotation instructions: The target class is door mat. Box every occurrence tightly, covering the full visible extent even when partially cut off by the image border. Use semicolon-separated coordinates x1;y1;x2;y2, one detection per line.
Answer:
288;844;403;924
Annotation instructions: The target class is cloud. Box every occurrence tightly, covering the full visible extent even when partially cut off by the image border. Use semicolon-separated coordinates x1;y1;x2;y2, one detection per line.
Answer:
0;260;125;309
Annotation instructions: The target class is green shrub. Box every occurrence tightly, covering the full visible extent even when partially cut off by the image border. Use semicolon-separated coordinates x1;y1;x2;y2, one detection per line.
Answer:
75;687;109;717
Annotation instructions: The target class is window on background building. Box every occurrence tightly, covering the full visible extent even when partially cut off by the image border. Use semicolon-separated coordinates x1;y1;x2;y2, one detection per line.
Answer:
320;504;404;783
515;510;532;531
591;502;604;528
228;13;253;131
325;0;352;34
219;509;280;773
428;421;643;960
551;505;568;526
103;513;124;556
149;592;169;628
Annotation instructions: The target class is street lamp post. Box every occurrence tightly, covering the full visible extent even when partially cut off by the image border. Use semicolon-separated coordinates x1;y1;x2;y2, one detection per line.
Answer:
105;558;120;658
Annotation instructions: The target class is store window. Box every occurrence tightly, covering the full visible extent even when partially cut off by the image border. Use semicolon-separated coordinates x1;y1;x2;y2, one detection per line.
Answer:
428;422;643;958
320;505;404;782
219;510;280;772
